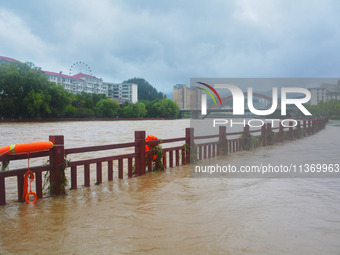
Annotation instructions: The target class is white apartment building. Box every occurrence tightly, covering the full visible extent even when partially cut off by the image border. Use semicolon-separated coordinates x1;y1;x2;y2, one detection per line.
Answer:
106;82;138;103
44;71;107;96
308;87;327;105
308;81;340;105
45;72;138;103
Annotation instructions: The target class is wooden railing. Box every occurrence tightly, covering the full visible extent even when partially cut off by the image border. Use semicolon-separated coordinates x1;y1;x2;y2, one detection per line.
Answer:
193;118;328;158
0;118;328;205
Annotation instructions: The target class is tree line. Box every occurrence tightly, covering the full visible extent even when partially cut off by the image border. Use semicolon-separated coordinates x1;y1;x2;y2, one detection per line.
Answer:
0;62;179;119
124;77;166;101
306;100;340;119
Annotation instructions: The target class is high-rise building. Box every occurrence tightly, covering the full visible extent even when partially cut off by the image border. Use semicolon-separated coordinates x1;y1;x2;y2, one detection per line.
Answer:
173;84;201;110
173;84;188;110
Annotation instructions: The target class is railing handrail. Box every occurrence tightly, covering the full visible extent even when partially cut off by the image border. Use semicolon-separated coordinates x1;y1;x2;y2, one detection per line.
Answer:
162;146;185;152
0;165;51;178
67;153;135;167
196;141;219;146
64;142;136;155
194;134;220;140
0;150;52;162
161;137;186;143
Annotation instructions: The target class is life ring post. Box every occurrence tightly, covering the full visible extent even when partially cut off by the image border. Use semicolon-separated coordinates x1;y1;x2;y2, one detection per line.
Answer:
49;135;65;196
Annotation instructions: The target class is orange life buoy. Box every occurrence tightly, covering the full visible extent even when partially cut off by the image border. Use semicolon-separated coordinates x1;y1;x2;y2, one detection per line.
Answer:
145;135;158;151
0;141;54;155
145;135;158;161
25;191;37;204
22;169;35;203
22;154;37;204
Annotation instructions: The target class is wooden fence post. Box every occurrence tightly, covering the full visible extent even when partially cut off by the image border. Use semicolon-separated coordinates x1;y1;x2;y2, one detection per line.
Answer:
49;135;65;196
218;126;227;155
279;122;284;142
266;123;272;145
261;124;267;146
134;131;146;176
0;177;5;205
289;121;294;139
242;124;250;150
312;119;316;134
185;128;194;164
308;120;312;135
17;174;24;202
296;120;301;138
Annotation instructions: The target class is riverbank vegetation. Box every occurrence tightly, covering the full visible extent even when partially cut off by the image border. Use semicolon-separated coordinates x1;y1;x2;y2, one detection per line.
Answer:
0;62;179;119
306;100;340;119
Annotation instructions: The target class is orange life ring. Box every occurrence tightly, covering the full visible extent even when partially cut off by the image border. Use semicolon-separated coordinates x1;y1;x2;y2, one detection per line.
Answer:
22;170;35;202
0;141;54;155
145;135;158;161
25;191;37;204
145;135;158;151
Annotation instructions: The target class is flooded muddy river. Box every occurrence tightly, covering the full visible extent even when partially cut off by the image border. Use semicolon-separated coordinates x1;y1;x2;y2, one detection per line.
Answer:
0;120;340;254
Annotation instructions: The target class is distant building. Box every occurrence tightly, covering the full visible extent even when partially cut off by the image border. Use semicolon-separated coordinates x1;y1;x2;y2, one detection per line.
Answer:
106;82;138;103
44;71;107;96
174;84;188;110
0;56;20;64
189;85;202;110
308;81;340;105
0;55;138;103
308;87;328;105
173;84;201;110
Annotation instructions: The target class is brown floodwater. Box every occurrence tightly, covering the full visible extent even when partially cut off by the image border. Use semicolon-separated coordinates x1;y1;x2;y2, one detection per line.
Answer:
0;120;340;254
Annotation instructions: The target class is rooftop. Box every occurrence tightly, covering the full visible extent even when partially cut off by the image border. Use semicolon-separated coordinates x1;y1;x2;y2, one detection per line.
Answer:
0;56;95;81
73;73;95;79
42;70;83;80
0;56;20;63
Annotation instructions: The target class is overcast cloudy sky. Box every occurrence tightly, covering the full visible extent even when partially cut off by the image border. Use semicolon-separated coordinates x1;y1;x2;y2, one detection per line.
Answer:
1;0;340;94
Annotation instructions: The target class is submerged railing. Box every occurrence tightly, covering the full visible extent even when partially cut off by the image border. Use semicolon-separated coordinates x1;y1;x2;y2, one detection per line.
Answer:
0;118;328;205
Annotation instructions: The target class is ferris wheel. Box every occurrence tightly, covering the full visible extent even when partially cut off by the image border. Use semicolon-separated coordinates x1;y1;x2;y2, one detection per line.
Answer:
69;61;92;76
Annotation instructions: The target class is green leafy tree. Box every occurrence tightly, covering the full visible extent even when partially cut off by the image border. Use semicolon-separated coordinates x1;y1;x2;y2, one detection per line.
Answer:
134;102;147;118
70;92;107;118
307;100;340;119
95;98;120;117
0;62;29;118
147;98;179;119
23;90;51;118
73;107;95;118
121;102;147;118
64;105;77;117
123;78;166;101
0;61;75;119
48;85;72;117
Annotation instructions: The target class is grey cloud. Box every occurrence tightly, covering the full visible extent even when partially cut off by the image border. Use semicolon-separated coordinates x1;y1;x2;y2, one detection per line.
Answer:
0;0;340;94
